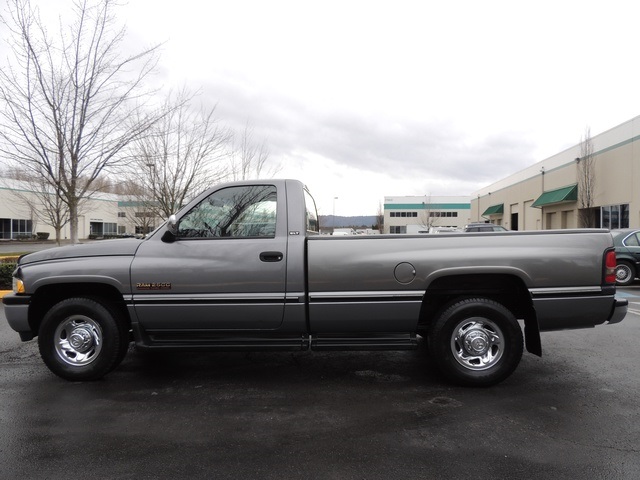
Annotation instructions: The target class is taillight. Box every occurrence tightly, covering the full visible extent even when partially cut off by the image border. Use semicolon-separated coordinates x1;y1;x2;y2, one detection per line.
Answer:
605;250;616;285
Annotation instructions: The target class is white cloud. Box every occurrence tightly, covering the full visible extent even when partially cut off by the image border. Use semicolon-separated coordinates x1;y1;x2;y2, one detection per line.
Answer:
10;0;640;215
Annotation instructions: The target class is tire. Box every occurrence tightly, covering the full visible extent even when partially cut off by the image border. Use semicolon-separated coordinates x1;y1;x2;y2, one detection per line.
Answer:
615;261;636;287
427;297;523;387
38;297;128;381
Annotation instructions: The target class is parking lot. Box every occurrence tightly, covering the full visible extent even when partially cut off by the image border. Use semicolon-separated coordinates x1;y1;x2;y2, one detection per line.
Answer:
1;286;639;479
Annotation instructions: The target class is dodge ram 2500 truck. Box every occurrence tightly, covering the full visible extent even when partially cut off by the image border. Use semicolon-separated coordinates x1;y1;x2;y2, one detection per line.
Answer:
2;179;628;386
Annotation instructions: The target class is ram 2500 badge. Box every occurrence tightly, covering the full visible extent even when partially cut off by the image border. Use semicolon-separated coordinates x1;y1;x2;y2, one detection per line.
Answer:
2;179;628;386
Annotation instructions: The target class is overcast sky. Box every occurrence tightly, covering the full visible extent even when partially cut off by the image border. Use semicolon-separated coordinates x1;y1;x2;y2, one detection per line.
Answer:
10;0;640;216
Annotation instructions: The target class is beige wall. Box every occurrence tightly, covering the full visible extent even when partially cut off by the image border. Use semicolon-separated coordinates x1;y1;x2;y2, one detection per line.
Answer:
471;116;640;230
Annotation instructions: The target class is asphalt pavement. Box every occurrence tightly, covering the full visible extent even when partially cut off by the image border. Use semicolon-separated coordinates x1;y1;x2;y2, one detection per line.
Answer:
1;289;639;479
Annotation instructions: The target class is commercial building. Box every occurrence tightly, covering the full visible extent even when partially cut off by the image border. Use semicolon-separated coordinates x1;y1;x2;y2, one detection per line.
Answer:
0;178;158;240
384;195;471;234
471;116;640;230
0;179;121;240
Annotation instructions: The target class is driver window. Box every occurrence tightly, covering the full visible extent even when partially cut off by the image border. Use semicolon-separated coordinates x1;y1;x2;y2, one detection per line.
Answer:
177;185;277;238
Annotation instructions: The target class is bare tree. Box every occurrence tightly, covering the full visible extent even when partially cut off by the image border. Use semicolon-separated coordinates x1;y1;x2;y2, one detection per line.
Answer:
229;122;279;181
577;127;597;228
375;201;384;233
116;178;156;236
130;89;229;219
417;196;439;231
0;0;162;243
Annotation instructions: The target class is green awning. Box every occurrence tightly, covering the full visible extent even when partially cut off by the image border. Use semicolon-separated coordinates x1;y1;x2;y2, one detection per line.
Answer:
482;203;504;216
531;184;578;208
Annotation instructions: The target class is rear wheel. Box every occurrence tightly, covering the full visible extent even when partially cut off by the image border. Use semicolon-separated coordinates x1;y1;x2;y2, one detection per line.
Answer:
615;261;635;286
38;297;128;381
428;297;523;387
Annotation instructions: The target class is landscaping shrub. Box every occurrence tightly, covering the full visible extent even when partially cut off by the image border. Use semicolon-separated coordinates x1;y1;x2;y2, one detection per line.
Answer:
0;262;16;290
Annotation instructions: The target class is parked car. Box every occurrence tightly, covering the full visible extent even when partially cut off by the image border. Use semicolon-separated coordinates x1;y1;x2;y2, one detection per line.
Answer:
463;223;508;232
428;227;461;234
611;229;640;286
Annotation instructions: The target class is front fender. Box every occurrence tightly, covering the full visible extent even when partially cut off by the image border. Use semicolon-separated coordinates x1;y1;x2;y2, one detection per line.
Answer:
20;256;134;295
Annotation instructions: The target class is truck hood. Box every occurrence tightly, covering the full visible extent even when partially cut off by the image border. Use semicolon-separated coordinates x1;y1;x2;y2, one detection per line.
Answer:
19;239;144;265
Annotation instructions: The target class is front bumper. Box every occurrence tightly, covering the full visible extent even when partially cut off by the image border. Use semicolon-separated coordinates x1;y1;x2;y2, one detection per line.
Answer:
2;293;34;341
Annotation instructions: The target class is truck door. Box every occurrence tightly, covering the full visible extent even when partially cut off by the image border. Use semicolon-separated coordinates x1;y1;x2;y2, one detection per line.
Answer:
130;184;287;331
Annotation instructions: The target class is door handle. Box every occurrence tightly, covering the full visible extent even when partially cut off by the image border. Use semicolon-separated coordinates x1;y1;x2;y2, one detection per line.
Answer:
260;251;284;262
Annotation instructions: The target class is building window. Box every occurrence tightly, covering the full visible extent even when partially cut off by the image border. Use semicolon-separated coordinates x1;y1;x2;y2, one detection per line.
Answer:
429;212;458;218
389;211;418;218
118;212;126;218
390;226;407;234
104;223;118;235
601;204;629;229
11;219;33;239
134;211;154;218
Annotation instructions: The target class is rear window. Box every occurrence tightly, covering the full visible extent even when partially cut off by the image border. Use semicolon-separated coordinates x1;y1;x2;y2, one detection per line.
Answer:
304;189;319;235
625;233;640;246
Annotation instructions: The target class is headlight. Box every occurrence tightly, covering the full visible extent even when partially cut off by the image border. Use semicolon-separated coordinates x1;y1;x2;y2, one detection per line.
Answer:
13;277;25;294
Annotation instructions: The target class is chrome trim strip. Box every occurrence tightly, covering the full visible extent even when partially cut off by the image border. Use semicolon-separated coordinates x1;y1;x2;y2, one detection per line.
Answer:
529;286;603;295
134;292;287;301
309;290;425;300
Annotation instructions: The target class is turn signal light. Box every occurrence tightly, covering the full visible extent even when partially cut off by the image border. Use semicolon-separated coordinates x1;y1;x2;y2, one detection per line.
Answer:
13;278;25;294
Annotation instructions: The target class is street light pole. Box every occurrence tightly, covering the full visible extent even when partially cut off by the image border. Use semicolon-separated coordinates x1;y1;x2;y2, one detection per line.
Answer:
146;163;155;235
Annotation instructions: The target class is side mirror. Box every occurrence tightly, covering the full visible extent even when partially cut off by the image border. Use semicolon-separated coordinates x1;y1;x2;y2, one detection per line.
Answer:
161;215;178;243
167;215;177;234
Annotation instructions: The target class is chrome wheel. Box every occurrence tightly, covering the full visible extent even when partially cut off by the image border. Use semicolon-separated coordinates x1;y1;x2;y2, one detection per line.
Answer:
53;315;103;366
450;317;504;371
39;297;127;381
615;263;634;285
429;297;523;386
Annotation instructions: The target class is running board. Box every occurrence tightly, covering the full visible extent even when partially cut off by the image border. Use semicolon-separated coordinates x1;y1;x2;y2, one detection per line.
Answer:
135;327;417;352
311;333;417;351
137;330;309;351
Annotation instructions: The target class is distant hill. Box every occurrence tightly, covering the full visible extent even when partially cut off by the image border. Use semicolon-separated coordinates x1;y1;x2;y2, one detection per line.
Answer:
320;215;378;228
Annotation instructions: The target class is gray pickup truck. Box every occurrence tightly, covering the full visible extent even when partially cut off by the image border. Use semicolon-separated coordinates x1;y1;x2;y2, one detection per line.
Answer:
2;179;628;386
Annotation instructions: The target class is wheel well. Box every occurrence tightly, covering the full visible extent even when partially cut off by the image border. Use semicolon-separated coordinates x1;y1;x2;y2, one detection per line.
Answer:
419;274;541;356
617;258;635;269
29;283;130;336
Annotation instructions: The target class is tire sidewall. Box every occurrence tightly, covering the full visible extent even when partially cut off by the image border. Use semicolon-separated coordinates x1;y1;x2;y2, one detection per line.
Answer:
38;297;123;381
429;298;523;387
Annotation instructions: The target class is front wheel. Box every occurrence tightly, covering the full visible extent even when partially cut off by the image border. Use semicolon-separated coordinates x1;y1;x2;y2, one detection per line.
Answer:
428;298;523;387
38;297;128;381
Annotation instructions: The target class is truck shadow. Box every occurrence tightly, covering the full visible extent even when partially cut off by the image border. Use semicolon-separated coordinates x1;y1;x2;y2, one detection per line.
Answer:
120;343;441;387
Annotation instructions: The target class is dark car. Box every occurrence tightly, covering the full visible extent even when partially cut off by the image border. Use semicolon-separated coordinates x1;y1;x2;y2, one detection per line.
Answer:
463;222;508;232
611;229;640;286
